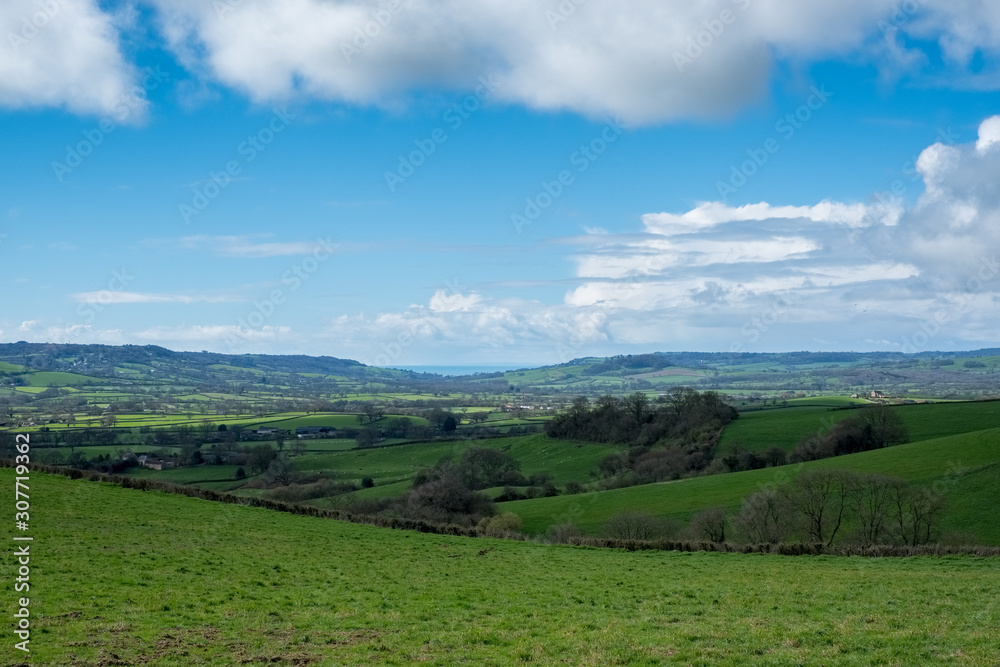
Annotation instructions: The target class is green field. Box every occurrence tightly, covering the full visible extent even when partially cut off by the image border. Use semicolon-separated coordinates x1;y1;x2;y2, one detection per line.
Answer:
507;428;1000;539
719;400;1000;453
289;434;615;488
22;371;109;387
247;413;429;430
11;469;1000;665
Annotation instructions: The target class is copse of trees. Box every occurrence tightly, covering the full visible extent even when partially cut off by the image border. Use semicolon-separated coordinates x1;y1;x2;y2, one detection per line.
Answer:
546;388;737;447
789;405;908;463
546;388;738;486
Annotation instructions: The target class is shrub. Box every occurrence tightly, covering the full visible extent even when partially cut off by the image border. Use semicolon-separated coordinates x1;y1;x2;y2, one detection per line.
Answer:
689;506;729;543
602;510;677;541
547;522;585;544
494;486;527;502
735;489;792;544
478;512;523;537
564;481;584;495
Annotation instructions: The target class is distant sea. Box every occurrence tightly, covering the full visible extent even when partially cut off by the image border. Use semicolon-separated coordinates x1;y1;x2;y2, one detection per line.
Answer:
394;364;522;377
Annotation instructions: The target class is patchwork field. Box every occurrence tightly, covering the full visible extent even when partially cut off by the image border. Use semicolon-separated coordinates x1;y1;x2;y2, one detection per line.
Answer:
9;469;1000;665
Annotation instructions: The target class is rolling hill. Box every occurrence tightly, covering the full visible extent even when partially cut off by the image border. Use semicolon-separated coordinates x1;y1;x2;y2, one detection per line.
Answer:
506;427;1000;541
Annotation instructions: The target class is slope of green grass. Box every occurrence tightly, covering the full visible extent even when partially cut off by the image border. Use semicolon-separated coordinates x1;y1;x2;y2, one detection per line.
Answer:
720;400;1000;453
127;465;246;484
507;428;1000;540
11;468;1000;665
291;434;615;488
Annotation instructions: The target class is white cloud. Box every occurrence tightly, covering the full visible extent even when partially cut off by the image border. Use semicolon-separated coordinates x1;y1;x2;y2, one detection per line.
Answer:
177;235;338;257
976;115;1000;154
143;0;1000;124
0;0;143;117
135;324;291;342
71;291;240;305
327;114;1000;359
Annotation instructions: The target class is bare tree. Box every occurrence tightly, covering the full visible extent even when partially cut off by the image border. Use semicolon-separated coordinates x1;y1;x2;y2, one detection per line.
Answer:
784;470;854;545
735;489;792;544
357;403;385;426
889;483;945;546
849;474;898;546
602;510;676;541
265;454;293;486
689;506;729;543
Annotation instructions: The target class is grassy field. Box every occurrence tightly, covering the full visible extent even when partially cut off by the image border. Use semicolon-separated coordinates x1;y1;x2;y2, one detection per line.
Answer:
507;428;1000;540
718;400;1000;453
288;434;615;489
247;414;429;430
9;469;1000;665
21;371;109;387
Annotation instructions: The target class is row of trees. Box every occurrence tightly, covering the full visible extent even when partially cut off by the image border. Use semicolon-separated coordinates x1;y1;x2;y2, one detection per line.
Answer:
566;470;945;547
705;470;943;546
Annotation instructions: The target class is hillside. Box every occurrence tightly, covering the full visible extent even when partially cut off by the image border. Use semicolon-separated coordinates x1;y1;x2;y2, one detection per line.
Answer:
506;427;1000;541
9;469;1000;665
718;399;1000;454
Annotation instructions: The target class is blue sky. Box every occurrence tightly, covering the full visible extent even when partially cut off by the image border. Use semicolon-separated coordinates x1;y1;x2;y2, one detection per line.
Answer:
2;0;1000;367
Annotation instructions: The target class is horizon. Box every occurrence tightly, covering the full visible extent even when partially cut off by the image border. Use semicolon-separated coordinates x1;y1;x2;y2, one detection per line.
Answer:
3;1;1000;365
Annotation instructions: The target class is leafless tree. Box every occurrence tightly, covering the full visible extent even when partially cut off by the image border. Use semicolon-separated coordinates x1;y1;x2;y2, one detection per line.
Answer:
689;506;729;543
265;454;293;486
785;470;852;546
849;474;898;546
602;510;675;541
889;483;945;546
735;489;792;544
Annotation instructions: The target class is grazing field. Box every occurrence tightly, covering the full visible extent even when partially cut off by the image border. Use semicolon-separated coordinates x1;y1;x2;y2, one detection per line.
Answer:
12;469;1000;665
718;400;1000;453
289;434;615;488
247;414;429;430
21;371;109;387
507;428;1000;540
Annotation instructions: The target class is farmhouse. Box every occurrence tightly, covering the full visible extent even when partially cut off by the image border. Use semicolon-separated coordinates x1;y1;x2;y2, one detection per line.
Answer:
296;425;338;439
137;455;174;471
871;390;886;399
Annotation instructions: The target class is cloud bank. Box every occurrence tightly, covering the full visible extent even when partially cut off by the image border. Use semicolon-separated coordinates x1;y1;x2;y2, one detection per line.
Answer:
4;1;1000;122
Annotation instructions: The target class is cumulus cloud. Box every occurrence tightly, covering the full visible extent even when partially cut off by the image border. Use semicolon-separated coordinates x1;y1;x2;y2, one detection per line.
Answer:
0;0;143;117
319;115;1000;359
142;0;1000;124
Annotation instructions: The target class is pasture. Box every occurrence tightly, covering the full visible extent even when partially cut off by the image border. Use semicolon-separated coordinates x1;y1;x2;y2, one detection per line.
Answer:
507;428;1000;541
11;469;1000;665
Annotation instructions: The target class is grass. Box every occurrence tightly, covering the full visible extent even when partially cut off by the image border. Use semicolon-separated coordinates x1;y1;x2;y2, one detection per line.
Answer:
126;465;246;484
11;468;1000;665
506;428;1000;540
246;413;429;430
286;434;615;489
22;371;109;387
718;400;1000;453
